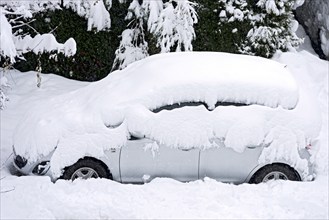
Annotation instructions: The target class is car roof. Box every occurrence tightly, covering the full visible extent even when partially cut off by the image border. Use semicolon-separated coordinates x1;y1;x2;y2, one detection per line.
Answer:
93;52;299;110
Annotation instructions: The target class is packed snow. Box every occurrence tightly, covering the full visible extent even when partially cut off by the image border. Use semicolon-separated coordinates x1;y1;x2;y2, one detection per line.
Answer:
1;49;328;219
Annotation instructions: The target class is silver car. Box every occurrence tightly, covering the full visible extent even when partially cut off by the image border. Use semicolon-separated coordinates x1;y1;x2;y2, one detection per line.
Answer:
12;52;318;184
13;101;315;184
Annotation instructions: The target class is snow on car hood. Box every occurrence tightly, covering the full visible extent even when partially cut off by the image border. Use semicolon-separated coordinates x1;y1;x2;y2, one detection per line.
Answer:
12;52;320;178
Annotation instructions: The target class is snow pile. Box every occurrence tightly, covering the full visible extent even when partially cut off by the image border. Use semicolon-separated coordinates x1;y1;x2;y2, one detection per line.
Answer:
273;50;329;174
11;52;321;178
1;176;328;219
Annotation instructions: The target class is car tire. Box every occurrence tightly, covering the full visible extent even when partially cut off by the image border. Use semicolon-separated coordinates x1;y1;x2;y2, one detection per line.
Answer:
62;158;110;181
249;163;301;184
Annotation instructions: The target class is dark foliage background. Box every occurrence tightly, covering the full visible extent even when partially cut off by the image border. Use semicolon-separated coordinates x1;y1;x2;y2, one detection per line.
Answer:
12;0;300;81
14;1;129;81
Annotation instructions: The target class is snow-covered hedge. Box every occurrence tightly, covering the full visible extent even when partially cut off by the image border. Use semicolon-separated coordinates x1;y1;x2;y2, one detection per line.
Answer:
195;0;302;58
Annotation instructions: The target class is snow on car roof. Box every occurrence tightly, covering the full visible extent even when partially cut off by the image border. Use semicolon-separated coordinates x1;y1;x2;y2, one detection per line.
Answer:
13;52;304;176
93;52;299;111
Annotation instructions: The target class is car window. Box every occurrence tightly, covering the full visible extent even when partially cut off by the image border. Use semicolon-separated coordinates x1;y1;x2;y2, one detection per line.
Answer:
152;102;208;113
214;101;248;108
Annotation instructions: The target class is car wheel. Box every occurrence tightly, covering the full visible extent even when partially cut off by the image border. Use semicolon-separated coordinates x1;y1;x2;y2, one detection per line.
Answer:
62;158;109;181
249;163;300;184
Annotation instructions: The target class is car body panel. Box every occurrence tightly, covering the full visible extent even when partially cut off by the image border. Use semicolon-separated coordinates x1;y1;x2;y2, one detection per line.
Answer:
199;145;263;184
99;148;121;182
120;139;199;183
13;143;314;183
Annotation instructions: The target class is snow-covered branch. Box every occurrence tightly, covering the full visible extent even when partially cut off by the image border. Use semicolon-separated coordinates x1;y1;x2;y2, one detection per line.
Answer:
152;0;198;53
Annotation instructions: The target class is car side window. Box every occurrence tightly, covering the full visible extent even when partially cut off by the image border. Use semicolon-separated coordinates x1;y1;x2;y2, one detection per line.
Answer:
152;102;208;113
214;101;248;108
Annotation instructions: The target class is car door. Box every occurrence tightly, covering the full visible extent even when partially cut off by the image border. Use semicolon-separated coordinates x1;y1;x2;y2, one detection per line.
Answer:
199;102;264;184
120;102;205;183
120;137;199;183
199;140;263;184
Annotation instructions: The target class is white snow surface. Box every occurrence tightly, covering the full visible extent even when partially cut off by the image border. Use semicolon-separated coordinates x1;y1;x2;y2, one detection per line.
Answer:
1;50;328;219
11;52;318;177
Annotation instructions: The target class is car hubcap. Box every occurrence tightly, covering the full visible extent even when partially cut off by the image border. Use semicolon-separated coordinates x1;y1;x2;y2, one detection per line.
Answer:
71;167;99;180
263;171;288;182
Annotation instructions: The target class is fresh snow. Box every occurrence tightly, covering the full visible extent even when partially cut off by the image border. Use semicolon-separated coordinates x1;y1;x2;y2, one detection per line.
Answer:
15;34;76;57
0;6;77;63
0;49;328;219
0;12;17;63
11;52;321;178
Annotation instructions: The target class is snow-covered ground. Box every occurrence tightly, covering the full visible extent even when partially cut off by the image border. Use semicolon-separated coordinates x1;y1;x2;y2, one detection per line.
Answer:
1;49;328;218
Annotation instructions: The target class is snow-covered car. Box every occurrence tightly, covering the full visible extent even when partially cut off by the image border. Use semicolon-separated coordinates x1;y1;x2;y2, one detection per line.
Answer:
12;52;321;184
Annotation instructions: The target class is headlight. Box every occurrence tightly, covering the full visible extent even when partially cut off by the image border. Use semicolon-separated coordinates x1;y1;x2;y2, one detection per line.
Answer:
14;155;27;168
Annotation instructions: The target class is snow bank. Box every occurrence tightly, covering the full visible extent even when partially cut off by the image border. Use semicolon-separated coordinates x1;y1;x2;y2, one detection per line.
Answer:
1;176;328;219
273;50;328;174
12;52;320;177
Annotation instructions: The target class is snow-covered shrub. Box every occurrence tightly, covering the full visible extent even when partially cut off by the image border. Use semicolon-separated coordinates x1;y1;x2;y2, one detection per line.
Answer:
239;0;302;57
112;28;149;70
1;0;121;81
0;3;78;108
113;0;198;70
112;0;150;70
0;2;77;63
194;0;302;58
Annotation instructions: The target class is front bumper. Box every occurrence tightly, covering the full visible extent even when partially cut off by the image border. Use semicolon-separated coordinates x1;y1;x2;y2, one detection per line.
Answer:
13;155;51;176
12;147;55;180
